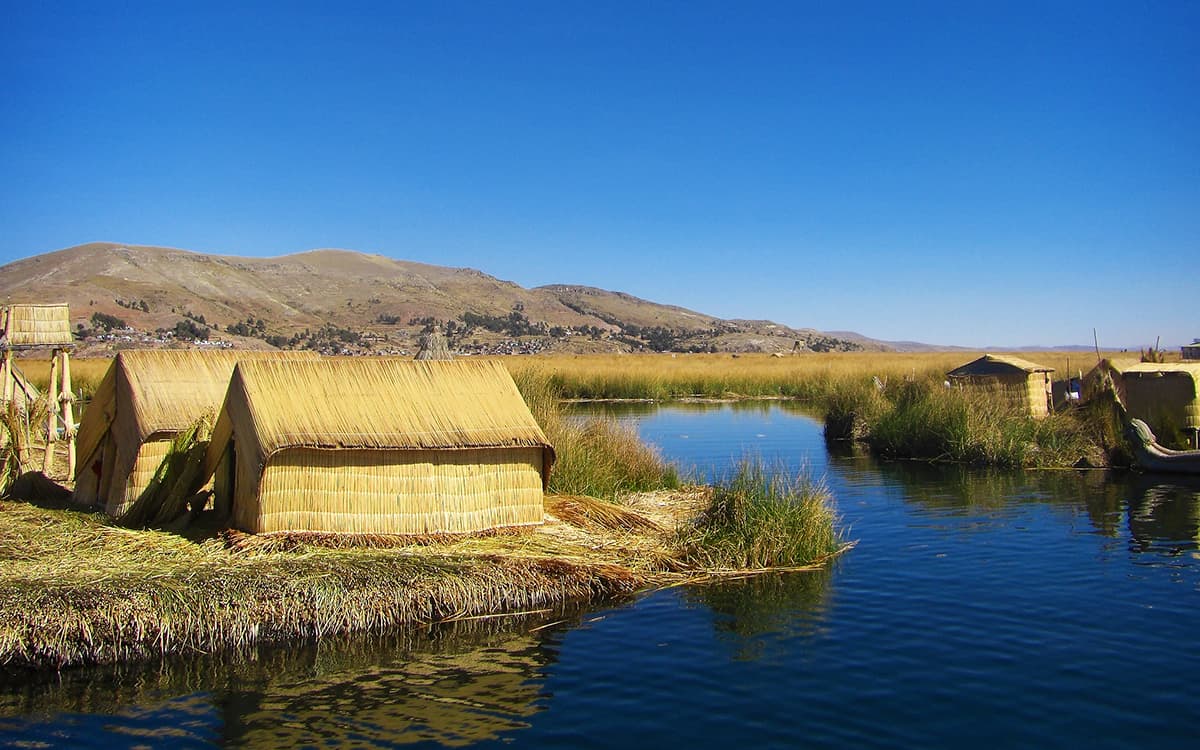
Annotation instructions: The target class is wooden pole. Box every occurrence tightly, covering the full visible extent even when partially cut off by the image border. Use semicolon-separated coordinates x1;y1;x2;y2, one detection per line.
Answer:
44;350;59;473
1;349;12;406
0;349;9;453
61;349;76;476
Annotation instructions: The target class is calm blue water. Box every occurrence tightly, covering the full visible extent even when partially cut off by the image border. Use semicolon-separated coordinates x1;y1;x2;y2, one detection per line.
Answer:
3;402;1199;748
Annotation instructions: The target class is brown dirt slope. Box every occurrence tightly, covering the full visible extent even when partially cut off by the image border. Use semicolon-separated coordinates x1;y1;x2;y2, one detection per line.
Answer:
0;242;882;353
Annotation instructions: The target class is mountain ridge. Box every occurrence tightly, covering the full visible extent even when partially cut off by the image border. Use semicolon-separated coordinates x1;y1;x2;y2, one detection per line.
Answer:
1;242;888;355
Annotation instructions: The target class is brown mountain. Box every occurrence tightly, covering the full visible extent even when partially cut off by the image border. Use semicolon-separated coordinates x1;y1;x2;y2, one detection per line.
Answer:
0;243;884;354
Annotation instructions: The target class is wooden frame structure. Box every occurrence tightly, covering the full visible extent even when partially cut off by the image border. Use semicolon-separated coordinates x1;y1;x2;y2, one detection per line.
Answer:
1;304;77;476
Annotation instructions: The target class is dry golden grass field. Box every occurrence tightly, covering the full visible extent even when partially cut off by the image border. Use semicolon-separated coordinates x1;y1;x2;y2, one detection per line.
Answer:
11;350;1139;402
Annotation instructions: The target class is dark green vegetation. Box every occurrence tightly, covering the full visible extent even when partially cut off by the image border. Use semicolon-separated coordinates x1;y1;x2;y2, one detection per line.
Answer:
823;377;1120;468
674;458;843;570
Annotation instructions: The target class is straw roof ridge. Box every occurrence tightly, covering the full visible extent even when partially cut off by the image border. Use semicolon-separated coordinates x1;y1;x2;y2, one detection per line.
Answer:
115;350;319;441
948;354;1053;376
1120;362;1200;377
224;358;553;455
73;350;320;482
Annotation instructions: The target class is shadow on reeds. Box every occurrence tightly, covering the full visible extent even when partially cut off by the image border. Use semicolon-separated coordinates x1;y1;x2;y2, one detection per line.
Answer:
0;613;578;747
1;471;82;511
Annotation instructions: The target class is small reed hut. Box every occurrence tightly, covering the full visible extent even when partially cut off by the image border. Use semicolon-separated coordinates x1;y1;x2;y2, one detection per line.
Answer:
414;326;453;361
1;304;77;474
201;358;554;536
1115;362;1200;448
946;354;1054;418
73;349;318;518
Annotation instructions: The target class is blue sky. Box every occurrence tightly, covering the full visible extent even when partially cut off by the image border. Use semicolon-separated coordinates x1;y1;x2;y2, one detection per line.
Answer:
2;1;1196;347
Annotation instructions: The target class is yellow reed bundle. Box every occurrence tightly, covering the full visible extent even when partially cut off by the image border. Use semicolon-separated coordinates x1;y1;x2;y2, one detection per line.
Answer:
1;304;74;347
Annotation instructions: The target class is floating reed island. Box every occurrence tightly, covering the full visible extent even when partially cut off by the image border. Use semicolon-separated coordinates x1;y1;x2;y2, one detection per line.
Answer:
1;354;847;672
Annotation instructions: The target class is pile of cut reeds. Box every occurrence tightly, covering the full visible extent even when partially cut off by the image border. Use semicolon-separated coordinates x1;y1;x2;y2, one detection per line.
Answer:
117;416;213;529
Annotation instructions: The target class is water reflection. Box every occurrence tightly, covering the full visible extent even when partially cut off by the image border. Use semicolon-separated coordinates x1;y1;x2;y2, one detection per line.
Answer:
683;568;833;662
1125;474;1200;555
1;618;564;748
6;402;1200;749
566;398;822;420
831;449;1199;555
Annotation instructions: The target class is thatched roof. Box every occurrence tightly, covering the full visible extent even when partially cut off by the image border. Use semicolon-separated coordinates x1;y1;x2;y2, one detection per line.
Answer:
1118;362;1200;380
1;304;74;348
204;358;554;475
948;354;1054;377
74;350;319;475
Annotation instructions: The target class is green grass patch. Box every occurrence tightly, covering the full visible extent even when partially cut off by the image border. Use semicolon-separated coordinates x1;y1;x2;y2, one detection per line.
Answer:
827;377;1101;468
674;458;841;570
514;371;679;501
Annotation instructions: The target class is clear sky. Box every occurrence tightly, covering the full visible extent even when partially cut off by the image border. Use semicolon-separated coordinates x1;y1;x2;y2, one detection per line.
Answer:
2;1;1196;348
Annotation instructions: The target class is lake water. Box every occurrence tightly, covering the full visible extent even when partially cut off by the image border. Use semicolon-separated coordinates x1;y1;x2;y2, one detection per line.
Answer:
3;402;1199;748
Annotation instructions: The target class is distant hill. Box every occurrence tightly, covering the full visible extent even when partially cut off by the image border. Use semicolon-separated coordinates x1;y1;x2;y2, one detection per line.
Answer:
0;243;889;355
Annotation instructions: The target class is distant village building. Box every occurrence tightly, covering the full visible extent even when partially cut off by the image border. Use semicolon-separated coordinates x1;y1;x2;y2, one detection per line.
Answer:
1182;339;1200;361
946;354;1054;418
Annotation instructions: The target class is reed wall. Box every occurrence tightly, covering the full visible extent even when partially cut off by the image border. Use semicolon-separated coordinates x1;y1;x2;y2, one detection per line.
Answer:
238;447;546;535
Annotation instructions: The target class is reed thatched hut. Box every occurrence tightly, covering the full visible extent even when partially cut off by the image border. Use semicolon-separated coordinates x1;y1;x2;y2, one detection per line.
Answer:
2;304;78;473
1114;362;1200;446
73;349;318;517
946;354;1054;417
202;358;554;536
414;326;453;360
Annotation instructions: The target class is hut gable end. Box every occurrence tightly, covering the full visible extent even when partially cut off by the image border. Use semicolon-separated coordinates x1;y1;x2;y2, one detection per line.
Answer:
947;354;1054;418
203;358;554;536
72;349;319;516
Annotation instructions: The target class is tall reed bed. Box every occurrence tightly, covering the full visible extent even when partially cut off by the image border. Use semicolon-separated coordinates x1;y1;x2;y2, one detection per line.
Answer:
506;352;1113;402
674;458;842;570
15;357;110;402
512;371;679;500
827;377;1098;468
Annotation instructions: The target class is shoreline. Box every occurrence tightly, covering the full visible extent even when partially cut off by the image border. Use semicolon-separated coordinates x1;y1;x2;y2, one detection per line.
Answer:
0;489;713;673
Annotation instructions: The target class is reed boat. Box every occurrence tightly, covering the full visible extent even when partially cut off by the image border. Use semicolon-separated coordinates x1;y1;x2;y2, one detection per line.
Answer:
1126;419;1200;475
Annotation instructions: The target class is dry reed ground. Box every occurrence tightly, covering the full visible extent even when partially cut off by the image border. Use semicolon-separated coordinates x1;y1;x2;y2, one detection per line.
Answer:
0;475;726;671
